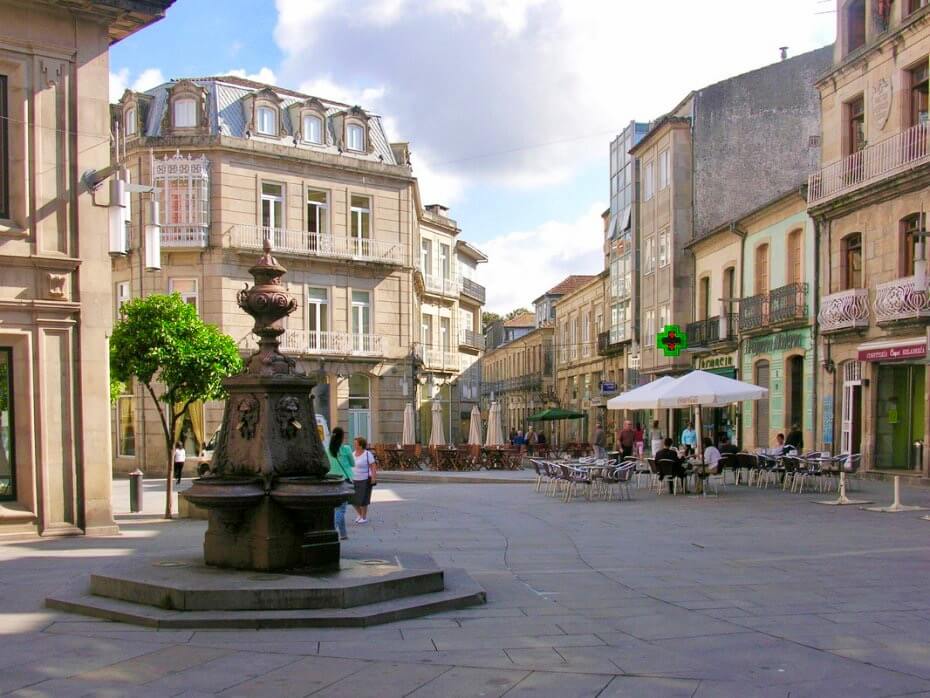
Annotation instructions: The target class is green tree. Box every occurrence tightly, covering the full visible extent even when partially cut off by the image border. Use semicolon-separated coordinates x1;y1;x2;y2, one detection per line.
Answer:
481;311;501;331
505;307;531;320
110;294;242;518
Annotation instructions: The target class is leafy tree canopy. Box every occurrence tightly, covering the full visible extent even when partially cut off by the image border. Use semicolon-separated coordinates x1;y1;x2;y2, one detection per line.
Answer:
505;307;531;320
481;311;501;331
110;294;242;406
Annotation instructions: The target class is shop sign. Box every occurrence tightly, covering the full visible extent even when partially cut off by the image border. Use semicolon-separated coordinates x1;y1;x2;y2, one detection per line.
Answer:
600;381;618;394
744;332;806;355
822;395;833;446
857;343;926;362
695;353;736;371
590;396;606;407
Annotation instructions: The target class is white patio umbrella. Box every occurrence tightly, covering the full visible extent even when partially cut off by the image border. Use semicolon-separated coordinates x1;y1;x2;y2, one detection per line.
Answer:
429;400;446;447
485;401;504;446
649;370;768;457
606;376;677;411
402;403;416;445
467;405;483;446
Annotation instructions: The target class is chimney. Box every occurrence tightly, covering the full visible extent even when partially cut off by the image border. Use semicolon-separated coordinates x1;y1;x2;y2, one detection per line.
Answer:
425;204;450;217
780;46;789;61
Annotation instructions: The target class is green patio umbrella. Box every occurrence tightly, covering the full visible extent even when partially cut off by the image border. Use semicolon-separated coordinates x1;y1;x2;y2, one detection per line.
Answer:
527;408;585;421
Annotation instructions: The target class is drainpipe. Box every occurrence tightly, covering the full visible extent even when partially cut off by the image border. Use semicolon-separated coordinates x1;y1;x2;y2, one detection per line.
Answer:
730;222;747;447
811;202;821;454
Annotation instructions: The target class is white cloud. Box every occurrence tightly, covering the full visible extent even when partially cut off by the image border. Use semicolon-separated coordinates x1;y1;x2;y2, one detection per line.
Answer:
478;202;605;313
108;67;165;103
225;67;278;85
272;0;835;195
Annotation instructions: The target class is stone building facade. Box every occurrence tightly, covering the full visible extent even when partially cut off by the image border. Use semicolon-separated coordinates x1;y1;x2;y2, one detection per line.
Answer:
0;0;172;536
110;76;484;474
554;274;607;443
809;0;930;474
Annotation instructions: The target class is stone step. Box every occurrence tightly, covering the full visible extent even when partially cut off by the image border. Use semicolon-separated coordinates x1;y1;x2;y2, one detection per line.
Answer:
88;553;445;611
45;568;485;629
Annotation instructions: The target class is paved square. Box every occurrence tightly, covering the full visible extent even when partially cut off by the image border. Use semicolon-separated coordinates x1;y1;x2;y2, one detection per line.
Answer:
5;477;930;696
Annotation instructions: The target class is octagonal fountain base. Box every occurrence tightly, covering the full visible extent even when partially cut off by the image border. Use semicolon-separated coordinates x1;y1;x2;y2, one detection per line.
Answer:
45;552;485;628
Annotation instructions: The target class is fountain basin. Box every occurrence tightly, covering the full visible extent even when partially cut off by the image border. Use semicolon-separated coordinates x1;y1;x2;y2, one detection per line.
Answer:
183;477;265;510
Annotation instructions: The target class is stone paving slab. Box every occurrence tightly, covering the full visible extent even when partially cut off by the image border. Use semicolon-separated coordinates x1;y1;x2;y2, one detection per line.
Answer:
5;477;930;695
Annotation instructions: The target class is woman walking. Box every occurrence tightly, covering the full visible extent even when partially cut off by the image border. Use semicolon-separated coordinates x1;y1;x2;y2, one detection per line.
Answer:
649;420;664;457
172;441;186;485
325;427;354;540
351;436;378;524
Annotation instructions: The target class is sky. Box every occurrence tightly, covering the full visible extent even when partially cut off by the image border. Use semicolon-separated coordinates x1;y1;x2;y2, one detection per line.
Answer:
111;0;836;313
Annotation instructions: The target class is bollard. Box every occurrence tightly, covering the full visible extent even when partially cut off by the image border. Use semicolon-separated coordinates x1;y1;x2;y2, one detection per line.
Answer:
129;469;144;513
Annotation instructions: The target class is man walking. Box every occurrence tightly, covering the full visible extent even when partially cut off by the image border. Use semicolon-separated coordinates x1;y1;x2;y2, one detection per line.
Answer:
618;420;636;459
593;423;607;459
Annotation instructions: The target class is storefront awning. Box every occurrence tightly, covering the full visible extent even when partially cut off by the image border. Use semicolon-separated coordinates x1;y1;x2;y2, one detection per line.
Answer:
856;337;927;362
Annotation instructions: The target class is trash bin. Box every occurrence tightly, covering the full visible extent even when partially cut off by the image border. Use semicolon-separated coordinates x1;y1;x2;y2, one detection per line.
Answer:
913;441;924;469
129;468;144;513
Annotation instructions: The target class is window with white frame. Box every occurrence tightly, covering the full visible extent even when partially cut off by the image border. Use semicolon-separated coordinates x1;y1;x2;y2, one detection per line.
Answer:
658;149;669;190
644;236;656;274
173;98;196;128
125;107;136;136
570;317;578;360
440;317;451;351
256;106;277;135
306;190;327;238
658;303;669;336
302;114;323;144
645;309;656;349
582;312;590;357
420;239;432;276
346;123;364;151
658;230;670;267
439;243;450;281
643;160;655;201
350;195;370;255
117;394;136;457
307;287;328;350
154;153;210;241
116;281;131;317
460;309;473;332
169;278;199;312
421;313;433;347
261;182;284;231
351;290;371;352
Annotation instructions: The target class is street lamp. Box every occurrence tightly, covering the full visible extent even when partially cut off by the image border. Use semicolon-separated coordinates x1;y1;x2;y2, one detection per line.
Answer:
144;199;161;271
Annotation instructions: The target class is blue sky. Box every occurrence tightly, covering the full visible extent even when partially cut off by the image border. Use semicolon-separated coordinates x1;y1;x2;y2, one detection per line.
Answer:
112;0;835;312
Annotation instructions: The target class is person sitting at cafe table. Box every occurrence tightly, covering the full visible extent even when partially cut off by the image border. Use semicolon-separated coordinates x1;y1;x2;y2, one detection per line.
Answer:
771;433;787;456
702;437;721;472
718;434;739;455
655;437;688;494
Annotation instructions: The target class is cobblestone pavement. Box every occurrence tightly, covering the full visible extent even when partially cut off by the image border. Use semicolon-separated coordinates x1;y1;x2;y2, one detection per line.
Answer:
5;477;930;696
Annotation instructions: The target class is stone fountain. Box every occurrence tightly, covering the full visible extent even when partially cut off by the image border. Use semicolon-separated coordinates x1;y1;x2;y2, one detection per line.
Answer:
45;243;485;628
183;240;352;571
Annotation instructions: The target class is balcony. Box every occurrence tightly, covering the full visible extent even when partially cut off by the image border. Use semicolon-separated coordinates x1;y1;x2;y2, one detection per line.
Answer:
874;275;930;324
738;293;768;333
419;270;459;298
279;330;383;357
808;122;930;206
458;329;485;351
233;225;407;266
460;277;486;304
597;330;625;357
768;282;808;326
818;288;870;333
686;315;738;348
417;345;459;371
162;224;208;248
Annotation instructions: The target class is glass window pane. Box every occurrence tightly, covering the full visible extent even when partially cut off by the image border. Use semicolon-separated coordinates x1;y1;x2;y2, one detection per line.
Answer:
303;114;322;143
174;98;196;128
118;396;135;457
0;349;13;499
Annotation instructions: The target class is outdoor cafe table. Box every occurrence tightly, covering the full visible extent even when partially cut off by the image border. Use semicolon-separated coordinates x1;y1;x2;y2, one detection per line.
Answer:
482;447;507;469
381;446;404;470
431;446;459;471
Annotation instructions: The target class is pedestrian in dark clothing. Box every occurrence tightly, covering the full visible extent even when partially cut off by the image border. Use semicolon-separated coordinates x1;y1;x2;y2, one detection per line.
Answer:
618;420;636;459
718;434;739;455
786;424;803;452
654;437;687;494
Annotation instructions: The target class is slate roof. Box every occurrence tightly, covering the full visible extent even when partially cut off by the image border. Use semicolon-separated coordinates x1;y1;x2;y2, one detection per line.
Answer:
544;275;598;297
503;311;535;328
139;75;396;165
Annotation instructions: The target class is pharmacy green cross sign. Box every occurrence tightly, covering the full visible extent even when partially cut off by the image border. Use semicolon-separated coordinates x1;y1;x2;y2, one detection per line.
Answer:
657;324;688;357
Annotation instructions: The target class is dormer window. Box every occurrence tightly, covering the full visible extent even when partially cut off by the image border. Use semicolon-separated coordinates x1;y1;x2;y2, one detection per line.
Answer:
257;106;276;136
125;107;136;136
346;123;364;151
174;98;196;128
845;0;866;55
302;114;323;144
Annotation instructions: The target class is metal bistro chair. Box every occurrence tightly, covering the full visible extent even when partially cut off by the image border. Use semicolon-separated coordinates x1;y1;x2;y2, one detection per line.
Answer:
563;465;593;503
656;458;685;495
530;459;549;492
603;463;636;501
735;452;757;486
717;452;739;485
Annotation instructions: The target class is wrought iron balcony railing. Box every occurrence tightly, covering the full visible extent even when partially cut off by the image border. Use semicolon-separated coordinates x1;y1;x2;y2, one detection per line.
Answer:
246;330;384;357
808;122;930;205
458;329;485;351
738;293;768;332
233;225;407;265
768;282;808;325
873;274;930;324
416;345;459;371
818;288;870;333
460;277;486;304
686;315;737;347
419;270;459;297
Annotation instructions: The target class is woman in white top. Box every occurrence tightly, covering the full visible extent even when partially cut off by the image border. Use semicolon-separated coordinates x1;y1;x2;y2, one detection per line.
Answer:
702;437;721;471
649;420;664;457
351;436;378;524
172;441;186;484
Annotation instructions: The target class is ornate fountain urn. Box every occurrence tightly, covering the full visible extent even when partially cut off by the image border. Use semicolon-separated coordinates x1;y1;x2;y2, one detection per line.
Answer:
185;241;353;571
